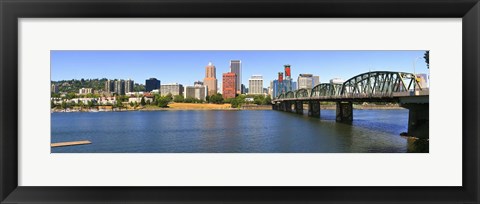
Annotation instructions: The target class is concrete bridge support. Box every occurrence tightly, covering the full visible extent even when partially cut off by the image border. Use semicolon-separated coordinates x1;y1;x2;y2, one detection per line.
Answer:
402;103;429;139
295;101;303;115
272;103;279;110
308;101;320;117
279;102;285;111
285;101;293;112
336;102;353;122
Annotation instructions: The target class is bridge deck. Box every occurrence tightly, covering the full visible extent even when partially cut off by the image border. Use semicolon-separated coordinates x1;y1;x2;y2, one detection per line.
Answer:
273;90;429;103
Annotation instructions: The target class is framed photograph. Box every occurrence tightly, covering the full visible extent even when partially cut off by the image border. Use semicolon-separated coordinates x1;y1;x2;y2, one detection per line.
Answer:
1;0;478;203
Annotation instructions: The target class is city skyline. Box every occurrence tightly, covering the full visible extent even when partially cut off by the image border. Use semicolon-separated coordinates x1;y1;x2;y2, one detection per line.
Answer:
51;50;429;89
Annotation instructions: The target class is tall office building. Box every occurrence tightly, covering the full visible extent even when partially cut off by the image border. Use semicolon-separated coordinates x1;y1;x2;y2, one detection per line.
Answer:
297;74;320;90
203;62;218;96
230;60;242;94
160;83;184;96
145;78;160;92
222;72;237;99
51;83;58;93
313;76;320;87
105;79;115;93
292;81;298;91
125;79;134;93
248;75;263;95
114;80;125;95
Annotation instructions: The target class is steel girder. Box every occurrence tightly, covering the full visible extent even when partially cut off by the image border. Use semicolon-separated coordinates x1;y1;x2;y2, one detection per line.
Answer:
340;71;422;97
285;91;295;99
273;71;422;100
310;83;343;97
295;88;310;98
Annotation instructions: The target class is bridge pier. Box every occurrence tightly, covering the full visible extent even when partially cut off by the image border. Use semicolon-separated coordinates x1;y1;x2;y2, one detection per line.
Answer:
294;101;303;115
336;102;353;122
308;101;320;117
285;101;293;112
402;103;429;139
272;103;278;110
280;102;285;111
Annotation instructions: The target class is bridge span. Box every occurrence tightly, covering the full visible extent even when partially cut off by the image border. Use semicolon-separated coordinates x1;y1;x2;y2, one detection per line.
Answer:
271;71;429;139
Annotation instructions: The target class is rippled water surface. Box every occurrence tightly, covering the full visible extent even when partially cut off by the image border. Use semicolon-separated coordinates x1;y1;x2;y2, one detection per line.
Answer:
51;109;409;153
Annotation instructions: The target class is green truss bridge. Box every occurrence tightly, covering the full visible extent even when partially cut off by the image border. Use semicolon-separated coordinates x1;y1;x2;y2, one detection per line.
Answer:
272;71;429;139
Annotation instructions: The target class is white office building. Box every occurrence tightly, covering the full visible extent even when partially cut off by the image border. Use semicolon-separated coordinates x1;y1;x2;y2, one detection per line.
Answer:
248;75;264;95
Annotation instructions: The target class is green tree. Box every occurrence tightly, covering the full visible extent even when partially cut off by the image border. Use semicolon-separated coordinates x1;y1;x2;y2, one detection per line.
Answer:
173;95;184;103
205;95;210;103
264;95;272;105
157;96;171;108
230;98;241;108
141;97;146;106
61;101;68;110
253;95;264;105
66;92;77;100
209;93;224;104
87;100;94;108
51;93;61;98
424;51;429;69
116;100;123;110
133;83;146;92
184;97;194;103
130;101;134;107
78;100;84;110
166;93;173;101
51;100;55;109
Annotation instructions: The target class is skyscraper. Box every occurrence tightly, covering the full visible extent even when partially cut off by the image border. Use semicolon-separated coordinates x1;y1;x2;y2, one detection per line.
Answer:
114;80;125;95
222;72;237;99
248;75;263;95
203;62;218;96
51;83;58;93
125;79;134;93
230;60;241;94
145;78;160;92
105;79;115;94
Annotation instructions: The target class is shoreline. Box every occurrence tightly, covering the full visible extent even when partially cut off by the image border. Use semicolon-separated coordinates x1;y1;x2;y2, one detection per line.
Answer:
51;104;405;112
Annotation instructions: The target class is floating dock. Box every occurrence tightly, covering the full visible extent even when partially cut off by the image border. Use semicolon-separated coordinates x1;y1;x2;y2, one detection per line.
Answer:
51;140;92;148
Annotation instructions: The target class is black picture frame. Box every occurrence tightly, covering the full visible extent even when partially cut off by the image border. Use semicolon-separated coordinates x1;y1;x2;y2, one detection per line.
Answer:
1;0;478;203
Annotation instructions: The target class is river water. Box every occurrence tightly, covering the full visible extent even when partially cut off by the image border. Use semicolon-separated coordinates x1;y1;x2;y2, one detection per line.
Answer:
51;109;409;153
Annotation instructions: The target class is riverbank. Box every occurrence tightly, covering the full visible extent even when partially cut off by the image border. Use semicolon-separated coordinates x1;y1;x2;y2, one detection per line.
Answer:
51;103;406;112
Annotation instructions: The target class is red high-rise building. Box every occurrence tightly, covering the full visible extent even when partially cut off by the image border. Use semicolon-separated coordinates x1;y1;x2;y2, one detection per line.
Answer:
278;72;284;83
284;64;291;79
222;72;237;99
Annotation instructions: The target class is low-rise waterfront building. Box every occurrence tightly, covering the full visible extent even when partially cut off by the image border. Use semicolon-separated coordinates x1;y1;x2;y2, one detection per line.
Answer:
184;83;207;101
78;88;94;95
160;83;184;96
128;97;153;104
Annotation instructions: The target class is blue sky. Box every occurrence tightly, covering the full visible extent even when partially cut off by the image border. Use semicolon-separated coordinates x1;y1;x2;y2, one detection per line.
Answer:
51;50;429;88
